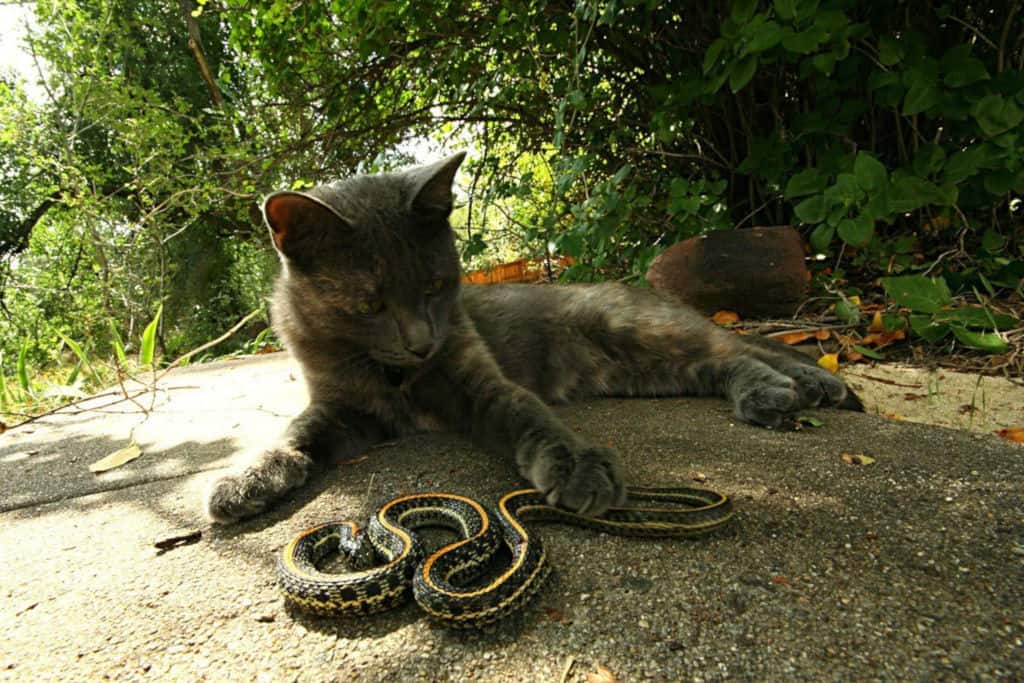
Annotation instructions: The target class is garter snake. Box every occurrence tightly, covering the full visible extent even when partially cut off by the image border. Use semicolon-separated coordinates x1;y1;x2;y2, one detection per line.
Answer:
277;486;733;627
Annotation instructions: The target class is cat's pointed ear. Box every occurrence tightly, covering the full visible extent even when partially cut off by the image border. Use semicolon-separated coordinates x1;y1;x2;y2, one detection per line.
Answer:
262;191;348;259
409;152;466;215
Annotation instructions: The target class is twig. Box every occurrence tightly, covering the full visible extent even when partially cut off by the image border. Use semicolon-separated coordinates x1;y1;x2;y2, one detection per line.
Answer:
155;309;262;381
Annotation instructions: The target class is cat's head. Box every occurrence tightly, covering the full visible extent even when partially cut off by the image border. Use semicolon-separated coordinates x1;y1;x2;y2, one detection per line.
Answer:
263;153;465;368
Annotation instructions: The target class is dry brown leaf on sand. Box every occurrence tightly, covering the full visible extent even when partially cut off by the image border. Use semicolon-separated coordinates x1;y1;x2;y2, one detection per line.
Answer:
586;665;616;683
840;453;876;465
995;428;1024;444
89;442;142;473
711;310;741;325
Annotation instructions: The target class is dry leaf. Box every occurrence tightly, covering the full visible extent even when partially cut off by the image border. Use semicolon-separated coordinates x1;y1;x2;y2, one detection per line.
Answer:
868;311;886;333
846;349;864;362
995;428;1024;443
771;575;791;585
860;329;906;347
586;665;616;683
776;331;814;345
817;353;839;374
337;455;369;466
711;310;741;325
814;329;831;340
90;442;142;473
0;421;6;434
840;453;876;465
881;412;906;420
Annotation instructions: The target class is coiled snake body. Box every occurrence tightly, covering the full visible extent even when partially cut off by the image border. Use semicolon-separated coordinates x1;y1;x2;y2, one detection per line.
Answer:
277;486;733;627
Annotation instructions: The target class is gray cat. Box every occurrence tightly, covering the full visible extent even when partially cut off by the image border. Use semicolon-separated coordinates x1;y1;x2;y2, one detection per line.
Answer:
206;153;861;524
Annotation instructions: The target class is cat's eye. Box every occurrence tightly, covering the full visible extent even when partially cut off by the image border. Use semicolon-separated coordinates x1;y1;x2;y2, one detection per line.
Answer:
426;278;445;295
355;298;385;315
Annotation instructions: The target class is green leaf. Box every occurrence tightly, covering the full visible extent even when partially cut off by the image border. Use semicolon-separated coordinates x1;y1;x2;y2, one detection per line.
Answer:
66;360;83;385
729;55;759;93
56;332;98;383
794;195;827;224
852;344;885;360
909;314;951;343
796;415;824;427
932;308;1018;330
0;353;9;410
835;298;860;324
890;176;947;212
878;35;903;65
853;153;887;191
943;55;989;88
703;38;728;74
17;343;30;393
784;168;827;199
972;94;1024;137
773;0;796;20
881;275;952;313
903;80;939;115
140;304;163;367
943;147;985;183
781;26;827;53
809;223;835;252
950;325;1009;353
731;0;758;23
837;213;874;247
744;21;782;54
981;229;1004;253
612;164;632;184
109;320;128;365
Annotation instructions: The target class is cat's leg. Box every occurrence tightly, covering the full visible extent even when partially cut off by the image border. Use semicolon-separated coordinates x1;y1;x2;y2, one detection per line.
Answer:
205;402;383;523
440;327;625;516
472;376;625;515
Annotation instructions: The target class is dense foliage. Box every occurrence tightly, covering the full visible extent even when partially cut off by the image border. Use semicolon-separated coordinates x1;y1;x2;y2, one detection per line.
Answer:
1;0;1022;403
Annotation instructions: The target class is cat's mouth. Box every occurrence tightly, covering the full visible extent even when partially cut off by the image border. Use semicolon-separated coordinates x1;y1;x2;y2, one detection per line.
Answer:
370;348;436;370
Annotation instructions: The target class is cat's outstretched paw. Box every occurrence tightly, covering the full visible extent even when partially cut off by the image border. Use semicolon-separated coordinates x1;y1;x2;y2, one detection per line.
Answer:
205;447;312;524
523;442;625;516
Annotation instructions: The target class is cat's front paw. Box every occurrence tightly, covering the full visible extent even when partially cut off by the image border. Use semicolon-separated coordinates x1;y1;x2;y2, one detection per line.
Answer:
205;446;312;524
523;442;625;516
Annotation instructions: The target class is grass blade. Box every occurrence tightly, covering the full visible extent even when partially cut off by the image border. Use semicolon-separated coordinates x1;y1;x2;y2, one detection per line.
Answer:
56;331;99;383
108;320;128;366
66;360;83;385
17;343;30;393
0;352;9;410
140;304;163;367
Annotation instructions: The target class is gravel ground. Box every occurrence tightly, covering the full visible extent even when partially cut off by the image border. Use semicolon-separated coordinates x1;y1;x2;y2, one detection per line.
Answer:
1;354;1021;682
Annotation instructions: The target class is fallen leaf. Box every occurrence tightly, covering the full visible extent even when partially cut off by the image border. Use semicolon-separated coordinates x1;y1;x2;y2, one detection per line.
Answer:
797;416;824;428
868;311;886;333
711;310;741;325
817;353;839;374
840;453;876;465
845;349;864;362
776;331;814;345
544;607;569;624
89;442;142;473
995;428;1024;443
771;575;791;585
0;421;6;434
814;329;831;340
337;455;369;466
586;665;616;683
881;412;906;420
848;295;862;305
863;329;906;347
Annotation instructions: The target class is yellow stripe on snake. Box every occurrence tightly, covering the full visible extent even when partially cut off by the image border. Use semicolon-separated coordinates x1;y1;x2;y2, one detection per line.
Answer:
277;486;733;627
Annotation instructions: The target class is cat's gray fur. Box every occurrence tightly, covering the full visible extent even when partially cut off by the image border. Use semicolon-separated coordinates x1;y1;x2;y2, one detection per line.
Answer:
206;153;861;524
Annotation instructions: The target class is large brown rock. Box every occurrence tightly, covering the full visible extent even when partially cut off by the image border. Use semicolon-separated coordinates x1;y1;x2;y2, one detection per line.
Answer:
646;226;807;317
